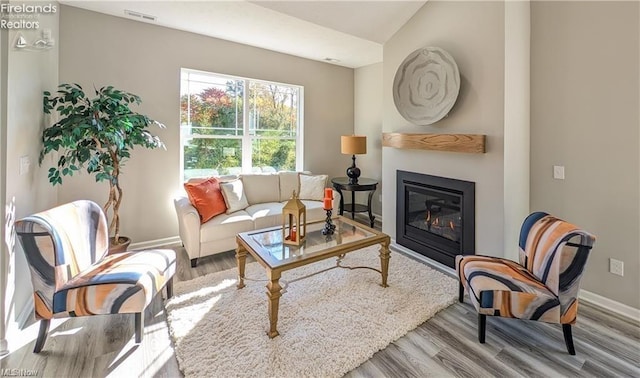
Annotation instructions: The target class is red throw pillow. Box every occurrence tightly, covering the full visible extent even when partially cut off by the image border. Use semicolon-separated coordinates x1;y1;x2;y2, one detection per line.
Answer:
184;177;227;223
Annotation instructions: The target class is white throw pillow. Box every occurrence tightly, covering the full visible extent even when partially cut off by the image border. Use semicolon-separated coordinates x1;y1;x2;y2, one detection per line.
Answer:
298;174;328;201
278;171;300;202
219;179;249;214
241;174;280;205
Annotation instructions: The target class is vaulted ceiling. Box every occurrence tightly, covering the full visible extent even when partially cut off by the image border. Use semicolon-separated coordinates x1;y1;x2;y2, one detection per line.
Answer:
60;1;426;68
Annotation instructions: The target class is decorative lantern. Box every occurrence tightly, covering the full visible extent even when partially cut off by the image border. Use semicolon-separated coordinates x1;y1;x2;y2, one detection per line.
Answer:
282;190;306;246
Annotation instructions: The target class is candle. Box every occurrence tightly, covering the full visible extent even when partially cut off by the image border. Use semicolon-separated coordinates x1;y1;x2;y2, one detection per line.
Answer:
323;198;333;210
324;188;333;200
290;229;296;241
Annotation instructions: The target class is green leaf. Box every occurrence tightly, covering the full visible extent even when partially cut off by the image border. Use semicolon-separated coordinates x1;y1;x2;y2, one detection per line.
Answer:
95;172;111;182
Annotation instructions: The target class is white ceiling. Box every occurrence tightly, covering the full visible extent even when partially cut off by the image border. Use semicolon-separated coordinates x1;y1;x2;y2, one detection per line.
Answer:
60;1;426;68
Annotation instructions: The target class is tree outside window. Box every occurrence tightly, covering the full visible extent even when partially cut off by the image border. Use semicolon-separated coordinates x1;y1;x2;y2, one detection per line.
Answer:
180;69;301;180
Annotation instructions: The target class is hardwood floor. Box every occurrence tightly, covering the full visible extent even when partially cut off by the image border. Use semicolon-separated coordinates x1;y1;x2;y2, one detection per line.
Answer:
2;216;639;377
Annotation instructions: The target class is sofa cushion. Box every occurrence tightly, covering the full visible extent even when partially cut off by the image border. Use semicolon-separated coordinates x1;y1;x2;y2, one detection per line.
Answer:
200;211;253;243
301;200;328;223
183;178;227;223
241;174;280;205
278;171;299;202
246;203;284;229
220;179;249;214
299;174;328;201
54;249;176;315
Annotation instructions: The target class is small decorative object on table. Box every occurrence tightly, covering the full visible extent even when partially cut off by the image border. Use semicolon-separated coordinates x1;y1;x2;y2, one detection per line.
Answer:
322;188;336;235
282;190;306;246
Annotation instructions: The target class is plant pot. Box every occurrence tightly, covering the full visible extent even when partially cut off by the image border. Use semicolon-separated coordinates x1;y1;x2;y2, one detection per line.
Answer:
108;236;131;254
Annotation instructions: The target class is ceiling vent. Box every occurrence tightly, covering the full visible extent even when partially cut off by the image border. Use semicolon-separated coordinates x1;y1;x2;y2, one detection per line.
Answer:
124;9;157;22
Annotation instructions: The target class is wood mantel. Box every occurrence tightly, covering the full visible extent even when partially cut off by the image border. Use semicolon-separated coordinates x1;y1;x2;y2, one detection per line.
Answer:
382;133;486;154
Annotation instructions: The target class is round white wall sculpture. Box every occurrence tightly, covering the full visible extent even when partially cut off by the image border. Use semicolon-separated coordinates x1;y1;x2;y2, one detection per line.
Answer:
393;47;460;125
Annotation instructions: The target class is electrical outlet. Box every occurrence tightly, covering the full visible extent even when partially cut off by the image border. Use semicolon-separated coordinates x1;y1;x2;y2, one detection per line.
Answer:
609;258;624;276
553;165;565;180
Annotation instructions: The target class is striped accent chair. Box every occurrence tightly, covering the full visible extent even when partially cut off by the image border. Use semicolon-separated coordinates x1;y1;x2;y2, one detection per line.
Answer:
15;200;176;353
456;212;595;355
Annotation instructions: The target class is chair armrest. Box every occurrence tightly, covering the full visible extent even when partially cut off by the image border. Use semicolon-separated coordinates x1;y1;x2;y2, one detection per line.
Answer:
173;196;201;260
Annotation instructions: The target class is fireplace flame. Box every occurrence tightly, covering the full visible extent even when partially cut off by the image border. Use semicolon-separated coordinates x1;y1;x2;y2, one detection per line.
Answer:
425;211;457;232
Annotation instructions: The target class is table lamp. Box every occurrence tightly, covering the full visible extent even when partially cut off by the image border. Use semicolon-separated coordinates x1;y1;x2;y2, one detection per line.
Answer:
341;135;367;184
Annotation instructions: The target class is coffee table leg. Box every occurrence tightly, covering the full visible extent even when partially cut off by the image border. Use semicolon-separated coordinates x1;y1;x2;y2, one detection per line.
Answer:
379;240;390;288
236;243;247;289
266;270;282;338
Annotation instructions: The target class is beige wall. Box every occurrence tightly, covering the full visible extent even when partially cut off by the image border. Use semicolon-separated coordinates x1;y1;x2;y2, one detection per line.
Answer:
354;62;383;215
58;5;354;243
503;0;530;261
382;1;506;257
531;1;640;309
3;2;59;343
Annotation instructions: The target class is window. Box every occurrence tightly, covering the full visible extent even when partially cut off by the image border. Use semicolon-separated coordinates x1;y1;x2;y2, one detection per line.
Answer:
180;69;303;180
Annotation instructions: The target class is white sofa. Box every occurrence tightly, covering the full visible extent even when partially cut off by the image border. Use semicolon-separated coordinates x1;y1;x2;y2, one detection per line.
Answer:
174;172;339;267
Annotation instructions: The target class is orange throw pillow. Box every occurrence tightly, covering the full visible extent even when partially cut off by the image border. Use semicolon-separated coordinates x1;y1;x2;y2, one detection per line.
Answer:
184;177;227;223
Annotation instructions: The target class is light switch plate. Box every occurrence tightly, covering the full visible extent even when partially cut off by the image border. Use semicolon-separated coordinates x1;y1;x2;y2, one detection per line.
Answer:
19;155;30;176
553;165;565;180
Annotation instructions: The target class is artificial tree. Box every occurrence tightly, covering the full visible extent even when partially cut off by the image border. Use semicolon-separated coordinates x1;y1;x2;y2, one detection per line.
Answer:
41;83;165;247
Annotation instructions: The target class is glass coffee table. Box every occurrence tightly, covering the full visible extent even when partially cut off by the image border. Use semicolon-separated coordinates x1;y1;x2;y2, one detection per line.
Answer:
235;216;390;338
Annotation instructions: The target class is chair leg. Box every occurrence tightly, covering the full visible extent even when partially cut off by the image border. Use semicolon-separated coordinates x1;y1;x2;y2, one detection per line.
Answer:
478;314;486;343
166;277;174;298
190;258;198;268
562;324;576;355
458;282;464;303
135;312;143;343
33;319;50;353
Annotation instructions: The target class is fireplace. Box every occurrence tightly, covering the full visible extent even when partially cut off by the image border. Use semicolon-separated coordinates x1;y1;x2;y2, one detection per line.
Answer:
396;170;475;268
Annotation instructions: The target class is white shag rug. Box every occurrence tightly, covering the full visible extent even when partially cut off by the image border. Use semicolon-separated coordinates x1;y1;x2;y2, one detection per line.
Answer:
165;246;458;378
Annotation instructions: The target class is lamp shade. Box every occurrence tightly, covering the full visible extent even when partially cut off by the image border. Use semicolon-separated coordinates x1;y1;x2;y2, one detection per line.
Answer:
341;135;367;155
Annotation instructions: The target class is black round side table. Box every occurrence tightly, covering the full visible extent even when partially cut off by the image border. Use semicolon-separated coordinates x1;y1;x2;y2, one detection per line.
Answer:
331;177;378;228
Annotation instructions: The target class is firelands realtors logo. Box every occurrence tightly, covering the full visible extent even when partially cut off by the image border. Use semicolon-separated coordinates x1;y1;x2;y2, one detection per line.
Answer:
0;3;57;29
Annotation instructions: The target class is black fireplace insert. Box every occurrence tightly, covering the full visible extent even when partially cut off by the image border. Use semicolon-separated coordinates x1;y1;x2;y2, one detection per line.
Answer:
396;170;475;268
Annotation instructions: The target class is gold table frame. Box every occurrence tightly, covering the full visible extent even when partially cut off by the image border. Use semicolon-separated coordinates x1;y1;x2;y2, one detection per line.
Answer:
235;216;391;338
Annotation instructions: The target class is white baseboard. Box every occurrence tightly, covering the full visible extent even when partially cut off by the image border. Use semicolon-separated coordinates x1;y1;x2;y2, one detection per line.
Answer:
579;290;640;323
391;241;640;323
130;236;182;250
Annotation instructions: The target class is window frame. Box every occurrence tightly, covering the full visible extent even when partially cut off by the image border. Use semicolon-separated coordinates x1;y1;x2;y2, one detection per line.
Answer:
180;68;304;180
